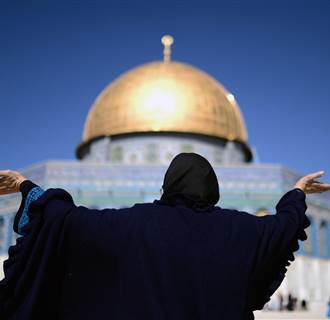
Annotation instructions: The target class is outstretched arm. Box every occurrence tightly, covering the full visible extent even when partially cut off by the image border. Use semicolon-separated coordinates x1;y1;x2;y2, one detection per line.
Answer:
0;169;133;254
247;170;330;311
0;170;44;235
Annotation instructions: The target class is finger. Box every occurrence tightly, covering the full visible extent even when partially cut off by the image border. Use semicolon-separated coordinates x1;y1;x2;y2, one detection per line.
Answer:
0;175;12;180
315;183;330;191
0;170;10;176
308;183;330;193
303;171;325;182
0;185;12;190
310;181;330;187
0;180;15;186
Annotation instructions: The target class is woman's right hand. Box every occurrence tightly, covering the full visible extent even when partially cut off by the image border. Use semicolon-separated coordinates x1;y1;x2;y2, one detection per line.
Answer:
0;170;26;195
294;171;330;194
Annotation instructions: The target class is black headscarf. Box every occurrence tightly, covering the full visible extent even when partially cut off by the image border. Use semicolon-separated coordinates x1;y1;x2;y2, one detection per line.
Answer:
158;153;220;212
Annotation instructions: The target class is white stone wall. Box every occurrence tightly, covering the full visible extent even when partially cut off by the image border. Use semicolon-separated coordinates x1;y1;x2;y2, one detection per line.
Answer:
273;255;330;311
0;254;6;280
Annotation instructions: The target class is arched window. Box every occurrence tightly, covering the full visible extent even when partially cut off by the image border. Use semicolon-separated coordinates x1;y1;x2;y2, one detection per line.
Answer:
11;214;18;244
111;146;123;162
0;216;5;251
214;149;223;165
181;144;193;153
166;152;174;161
129;153;137;163
318;220;328;257
145;143;159;163
303;215;313;254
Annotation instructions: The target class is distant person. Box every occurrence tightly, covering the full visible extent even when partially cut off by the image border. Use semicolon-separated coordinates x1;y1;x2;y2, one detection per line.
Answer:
293;295;298;311
327;299;330;318
0;153;330;320
278;293;284;311
286;293;294;311
301;299;307;311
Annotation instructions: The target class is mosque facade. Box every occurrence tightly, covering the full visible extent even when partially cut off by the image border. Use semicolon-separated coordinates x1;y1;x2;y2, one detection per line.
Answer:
0;35;329;311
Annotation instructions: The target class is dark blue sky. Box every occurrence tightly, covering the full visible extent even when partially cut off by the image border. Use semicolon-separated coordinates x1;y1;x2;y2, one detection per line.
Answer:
1;1;329;180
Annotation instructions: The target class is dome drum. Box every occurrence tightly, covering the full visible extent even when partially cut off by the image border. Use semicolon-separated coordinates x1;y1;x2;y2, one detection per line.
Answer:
76;131;252;164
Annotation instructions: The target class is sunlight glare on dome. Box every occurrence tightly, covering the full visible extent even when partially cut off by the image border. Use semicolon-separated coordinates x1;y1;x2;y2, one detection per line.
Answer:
135;78;184;117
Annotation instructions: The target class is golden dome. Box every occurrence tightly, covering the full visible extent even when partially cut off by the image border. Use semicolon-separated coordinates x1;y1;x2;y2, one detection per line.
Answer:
77;60;252;160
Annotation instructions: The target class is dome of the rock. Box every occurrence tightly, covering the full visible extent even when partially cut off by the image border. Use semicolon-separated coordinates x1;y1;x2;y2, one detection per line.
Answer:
76;60;252;160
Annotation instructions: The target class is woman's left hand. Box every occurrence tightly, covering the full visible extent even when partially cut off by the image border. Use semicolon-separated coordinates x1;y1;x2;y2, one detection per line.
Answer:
294;171;330;194
0;170;26;195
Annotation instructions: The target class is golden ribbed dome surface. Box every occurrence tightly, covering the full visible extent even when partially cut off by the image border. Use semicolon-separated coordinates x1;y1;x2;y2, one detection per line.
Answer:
82;60;249;146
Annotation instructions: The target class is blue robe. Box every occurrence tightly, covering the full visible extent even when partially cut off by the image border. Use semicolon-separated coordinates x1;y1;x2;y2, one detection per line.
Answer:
0;187;309;319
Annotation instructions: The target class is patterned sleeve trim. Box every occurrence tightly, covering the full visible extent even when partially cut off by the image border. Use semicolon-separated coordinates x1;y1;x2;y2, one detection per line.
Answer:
13;180;45;235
